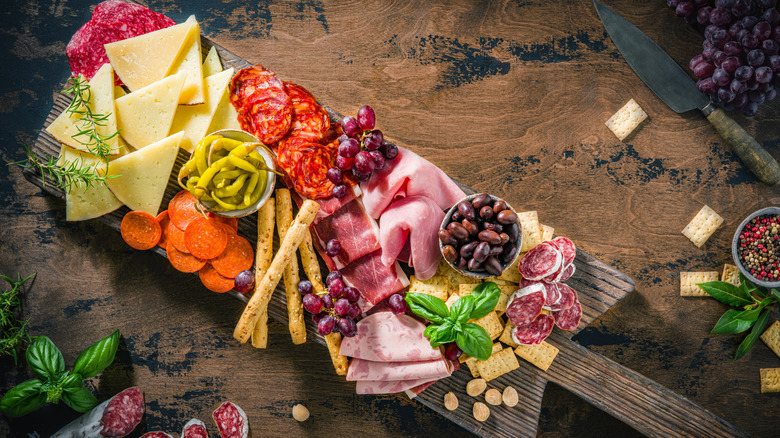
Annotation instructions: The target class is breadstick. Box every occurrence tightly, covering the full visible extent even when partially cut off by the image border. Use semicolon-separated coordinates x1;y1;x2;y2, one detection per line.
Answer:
300;230;327;295
251;197;275;348
233;200;319;343
324;332;349;376
276;189;306;345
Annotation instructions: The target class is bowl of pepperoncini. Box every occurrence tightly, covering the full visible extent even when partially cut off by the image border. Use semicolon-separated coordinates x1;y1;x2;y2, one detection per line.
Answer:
178;129;277;217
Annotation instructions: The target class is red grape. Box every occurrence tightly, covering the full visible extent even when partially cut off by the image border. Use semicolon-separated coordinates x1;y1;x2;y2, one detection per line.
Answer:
352;167;370;182
338;138;360;157
731;78;747;93
321;293;333;308
722;55;742;73
747;49;766;66
342;116;360;137
754;21;772;40
735;65;754;81
764;8;780;26
356;105;376;130
364;130;383;150
354;151;376;174
337;317;358;337
347;303;361;319
694;61;715;78
676;1;695;17
741;33;759;49
718;87;737;102
712;68;731;86
317;315;336;335
303;293;324;314
326;270;342;286
762;39;779;55
742;15;760;30
334;297;350;316
689;53;706;69
298;280;313;295
343;286;360;303
332;184;348;198
234;270;255;294
723;40;742;55
756;66;774;83
325;239;341;257
387;293;408;315
710;7;732;26
335;155;354;171
698;77;718;94
328;278;345;296
380;143;398;160
698;6;713;25
327;167;343;184
369;150;386;170
444;342;463;361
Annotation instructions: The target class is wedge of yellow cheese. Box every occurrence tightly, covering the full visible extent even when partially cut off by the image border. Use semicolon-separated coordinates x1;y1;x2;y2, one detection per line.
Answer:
56;146;123;221
115;72;185;150
170;68;234;152
105;131;184;216
207;84;241;134
169;16;205;105
105;21;196;92
46;64;124;156
202;46;223;77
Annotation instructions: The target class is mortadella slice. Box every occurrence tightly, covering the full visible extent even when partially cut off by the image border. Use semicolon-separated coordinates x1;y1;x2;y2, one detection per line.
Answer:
356;377;440;395
379;196;444;281
339;312;442;362
346;357;451;381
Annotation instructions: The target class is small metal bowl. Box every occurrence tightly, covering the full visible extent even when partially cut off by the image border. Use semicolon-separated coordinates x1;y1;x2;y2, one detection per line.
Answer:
731;206;780;288
439;193;523;279
196;129;276;218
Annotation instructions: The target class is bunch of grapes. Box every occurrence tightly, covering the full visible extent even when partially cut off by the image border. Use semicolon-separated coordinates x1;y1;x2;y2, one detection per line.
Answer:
326;105;399;198
300;271;361;337
667;0;780;116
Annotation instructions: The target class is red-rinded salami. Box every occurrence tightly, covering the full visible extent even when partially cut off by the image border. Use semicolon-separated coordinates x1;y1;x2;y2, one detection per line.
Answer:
66;21;126;81
511;314;555;345
553;296;582;330
91;0;175;33
505;284;546;327
213;401;249;438
52;387;144;438
551;236;576;266
141;433;173;438
518;241;562;280
283;81;330;141
182;419;209;438
545;283;576;312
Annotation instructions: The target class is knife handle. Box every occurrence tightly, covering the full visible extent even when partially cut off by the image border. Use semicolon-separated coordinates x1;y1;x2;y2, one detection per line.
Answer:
705;107;780;185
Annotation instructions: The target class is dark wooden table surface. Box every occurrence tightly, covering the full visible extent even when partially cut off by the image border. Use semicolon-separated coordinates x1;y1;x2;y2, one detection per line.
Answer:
2;0;779;436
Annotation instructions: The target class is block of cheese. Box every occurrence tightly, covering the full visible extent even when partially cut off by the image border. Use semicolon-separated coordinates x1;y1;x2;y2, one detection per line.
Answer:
105;131;184;215
202;46;223;77
46;64;124;156
105;21;196;92
605;98;647;141
170;68;234;152
115;73;185;150
168;16;205;105
56;146;123;221
207;86;241;133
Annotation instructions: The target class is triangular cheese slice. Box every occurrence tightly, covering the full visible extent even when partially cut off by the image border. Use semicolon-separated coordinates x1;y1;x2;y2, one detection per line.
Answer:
207;87;241;134
169;16;205;105
105;21;195;92
56;146;123;221
46;64;125;156
202;46;223;77
170;68;234;152
105;131;184;215
115;73;185;150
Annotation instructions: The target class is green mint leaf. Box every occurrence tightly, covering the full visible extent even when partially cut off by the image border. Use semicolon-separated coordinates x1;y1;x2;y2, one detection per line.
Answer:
0;378;46;418
469;282;501;320
405;293;449;324
456;323;492;361
73;330;120;378
61;385;98;413
735;308;771;360
451;295;475;324
711;309;754;334
698;281;752;307
25;336;65;380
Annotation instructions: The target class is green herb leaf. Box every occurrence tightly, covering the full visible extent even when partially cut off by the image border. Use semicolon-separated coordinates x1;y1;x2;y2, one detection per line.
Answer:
739;273;766;299
73;330;120;378
698;281;753;307
25;336;65;380
771;289;780;301
735;308;771;360
405;293;449;324
734;297;775;321
450;295;475;324
456;323;492;361
0;378;46;418
430;320;457;348
711;309;754;334
469;282;501;320
423;323;439;340
61;384;98;413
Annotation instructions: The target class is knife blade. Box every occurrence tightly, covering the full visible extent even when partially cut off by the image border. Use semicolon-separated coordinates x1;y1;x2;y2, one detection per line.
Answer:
594;0;780;185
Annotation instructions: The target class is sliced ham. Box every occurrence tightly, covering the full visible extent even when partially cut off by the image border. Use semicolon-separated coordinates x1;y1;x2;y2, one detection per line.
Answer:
341;249;409;309
340;312;442;362
361;147;466;219
346;357;451;381
313;199;380;269
356;378;440;395
379;196;444;281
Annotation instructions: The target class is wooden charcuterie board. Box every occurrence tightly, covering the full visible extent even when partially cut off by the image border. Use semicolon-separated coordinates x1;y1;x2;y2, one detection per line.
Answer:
24;35;748;438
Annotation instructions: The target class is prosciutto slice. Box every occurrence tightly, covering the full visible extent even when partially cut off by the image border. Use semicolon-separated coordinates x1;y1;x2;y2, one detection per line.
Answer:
339;312;442;362
288;176;361;225
313;199;380;269
379;196;444;281
341;249;409;309
347;357;451;381
361;147;466;219
356;378;439;395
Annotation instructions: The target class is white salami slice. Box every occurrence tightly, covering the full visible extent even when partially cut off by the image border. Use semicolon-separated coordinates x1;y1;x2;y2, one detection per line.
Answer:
339;312;443;362
182;419;208;438
212;401;249;438
505;285;546;327
551;236;576;266
518;242;562;280
553;296;582;331
511;314;555;345
52;387;144;438
346;357;451;381
544;283;576;312
559;263;576;282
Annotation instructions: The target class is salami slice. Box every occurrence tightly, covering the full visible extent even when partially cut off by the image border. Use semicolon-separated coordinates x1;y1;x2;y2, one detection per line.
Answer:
277;138;337;199
141;433;173;438
551;236;576;267
559;263;576;282
92;1;175;33
283;81;330;141
518;241;562;280
545;283;576;312
182;419;209;438
156;210;171;250
511;314;555;345
100;387;144;437
229;65;285;106
505;285;546;327
553;296;582;331
169;190;202;230
212;401;249;438
321;121;343;145
236;93;293;144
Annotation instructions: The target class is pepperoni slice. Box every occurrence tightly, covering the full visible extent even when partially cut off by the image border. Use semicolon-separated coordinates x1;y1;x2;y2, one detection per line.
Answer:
167;245;207;273
519;241;562;280
277;138;336;199
100;387;144;437
505;285;546;327
283;81;330;141
553;297;582;330
121;211;161;250
156;210;171;250
511;314;555;345
211;234;254;278
211;215;238;234
184;217;229;260
168;221;190;254
169;190;203;230
199;263;234;293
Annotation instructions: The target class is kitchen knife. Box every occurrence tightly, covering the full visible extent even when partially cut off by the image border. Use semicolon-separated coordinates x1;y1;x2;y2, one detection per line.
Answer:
594;0;780;186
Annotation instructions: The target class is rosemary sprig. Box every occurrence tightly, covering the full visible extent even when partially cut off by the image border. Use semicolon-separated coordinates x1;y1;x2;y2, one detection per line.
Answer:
63;76;120;162
10;145;116;193
0;273;35;365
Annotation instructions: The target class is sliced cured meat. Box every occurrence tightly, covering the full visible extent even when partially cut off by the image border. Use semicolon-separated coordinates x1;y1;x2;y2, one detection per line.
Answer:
167;245;207;273
553;296;582;331
320;121;343;145
404;380;438;399
511;313;555;345
283;81;330;141
182;419;209;438
92;1;175;33
339;250;409;309
312;199;380;269
361;146;466;219
339;312;442;362
100;387;144;437
356;377;439;395
379;196;444;281
346;357;451;381
277;138;335;199
551;236;576;267
545;283;576;312
237;93;293;145
289;183;360;226
229;65;285;107
141;433;173;438
211;234;254;278
518;241;562;280
559;263;576;282
212;401;249;438
505;285;546;327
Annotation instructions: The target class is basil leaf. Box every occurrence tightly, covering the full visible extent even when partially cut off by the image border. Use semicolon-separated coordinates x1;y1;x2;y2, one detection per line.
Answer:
734;297;775;321
456;323;492;361
711;309;754;334
735;308;771;360
62;384;98;413
423;324;440;341
59;371;82;389
451;295;475;324
469;282;501;320
431;320;457;347
73;330;120;378
405;293;449;324
25;336;65;380
0;378;46;418
698;281;753;307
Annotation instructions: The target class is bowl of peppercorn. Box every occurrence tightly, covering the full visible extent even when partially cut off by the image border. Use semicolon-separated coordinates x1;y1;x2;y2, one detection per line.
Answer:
732;206;780;288
438;193;523;278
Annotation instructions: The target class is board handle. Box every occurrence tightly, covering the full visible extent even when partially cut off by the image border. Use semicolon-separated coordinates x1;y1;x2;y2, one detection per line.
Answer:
545;334;748;438
705;107;780;186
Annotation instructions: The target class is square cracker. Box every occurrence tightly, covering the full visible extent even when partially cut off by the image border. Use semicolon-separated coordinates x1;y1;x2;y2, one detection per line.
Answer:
472;311;505;341
682;205;724;248
515;341;559;371
461;343;504;378
498;255;523;283
499;320;519;348
760;368;780;393
518;211;542;253
680;271;718;297
605;98;647;141
541;224;555;242
408;275;450;301
721;263;741;287
760;321;780;360
475;346;520;382
436;259;480;292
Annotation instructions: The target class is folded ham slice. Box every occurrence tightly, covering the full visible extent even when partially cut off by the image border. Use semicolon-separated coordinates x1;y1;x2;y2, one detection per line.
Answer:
356;378;439;395
340;312;442;362
347;357;451;381
361;147;467;219
341;249;409;309
313;199;380;269
379;196;444;281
